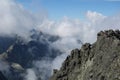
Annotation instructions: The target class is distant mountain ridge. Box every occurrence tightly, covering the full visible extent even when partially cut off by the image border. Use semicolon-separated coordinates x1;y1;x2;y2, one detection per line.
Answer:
0;29;61;80
0;36;16;54
50;30;120;80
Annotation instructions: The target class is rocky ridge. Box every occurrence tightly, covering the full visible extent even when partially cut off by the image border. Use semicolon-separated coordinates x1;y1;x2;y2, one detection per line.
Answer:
50;30;120;80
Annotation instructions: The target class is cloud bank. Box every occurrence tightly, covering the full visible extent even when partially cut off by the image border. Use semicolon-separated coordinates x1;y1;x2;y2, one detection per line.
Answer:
0;0;119;45
0;0;120;80
0;0;43;37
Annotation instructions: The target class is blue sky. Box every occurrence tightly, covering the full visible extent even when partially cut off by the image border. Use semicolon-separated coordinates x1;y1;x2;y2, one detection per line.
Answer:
17;0;120;20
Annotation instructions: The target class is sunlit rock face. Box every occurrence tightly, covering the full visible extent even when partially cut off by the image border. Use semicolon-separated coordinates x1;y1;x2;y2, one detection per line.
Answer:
50;30;120;80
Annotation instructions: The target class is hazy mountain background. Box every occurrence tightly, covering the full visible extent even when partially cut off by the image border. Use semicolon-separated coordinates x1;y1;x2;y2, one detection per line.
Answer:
0;0;120;80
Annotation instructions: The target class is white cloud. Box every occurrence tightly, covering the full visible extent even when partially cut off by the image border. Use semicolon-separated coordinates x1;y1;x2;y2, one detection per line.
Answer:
86;10;106;24
25;69;37;80
0;0;120;47
96;14;120;30
33;60;52;80
52;53;68;70
38;10;120;43
0;0;42;37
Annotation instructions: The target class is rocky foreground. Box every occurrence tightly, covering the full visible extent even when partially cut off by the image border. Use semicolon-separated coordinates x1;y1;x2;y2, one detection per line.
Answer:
50;30;120;80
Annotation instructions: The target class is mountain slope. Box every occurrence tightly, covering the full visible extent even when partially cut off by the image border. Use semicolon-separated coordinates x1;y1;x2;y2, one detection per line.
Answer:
0;36;16;54
50;30;120;80
0;71;8;80
0;30;62;80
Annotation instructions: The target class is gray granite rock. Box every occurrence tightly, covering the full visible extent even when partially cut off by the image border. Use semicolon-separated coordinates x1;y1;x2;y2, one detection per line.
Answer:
50;30;120;80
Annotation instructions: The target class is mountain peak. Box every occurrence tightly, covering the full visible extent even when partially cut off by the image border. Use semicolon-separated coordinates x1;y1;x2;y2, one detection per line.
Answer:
50;29;120;80
97;29;120;39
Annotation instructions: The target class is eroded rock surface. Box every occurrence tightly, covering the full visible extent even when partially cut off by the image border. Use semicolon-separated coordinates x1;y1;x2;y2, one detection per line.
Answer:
50;30;120;80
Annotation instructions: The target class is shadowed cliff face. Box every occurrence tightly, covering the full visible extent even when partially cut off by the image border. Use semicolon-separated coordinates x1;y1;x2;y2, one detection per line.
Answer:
50;30;120;80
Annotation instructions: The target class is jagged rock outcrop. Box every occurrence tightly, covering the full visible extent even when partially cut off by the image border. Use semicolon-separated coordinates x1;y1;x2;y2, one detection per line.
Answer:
50;30;120;80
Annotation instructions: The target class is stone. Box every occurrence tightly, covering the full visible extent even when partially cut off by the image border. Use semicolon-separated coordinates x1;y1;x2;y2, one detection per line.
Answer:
50;30;120;80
